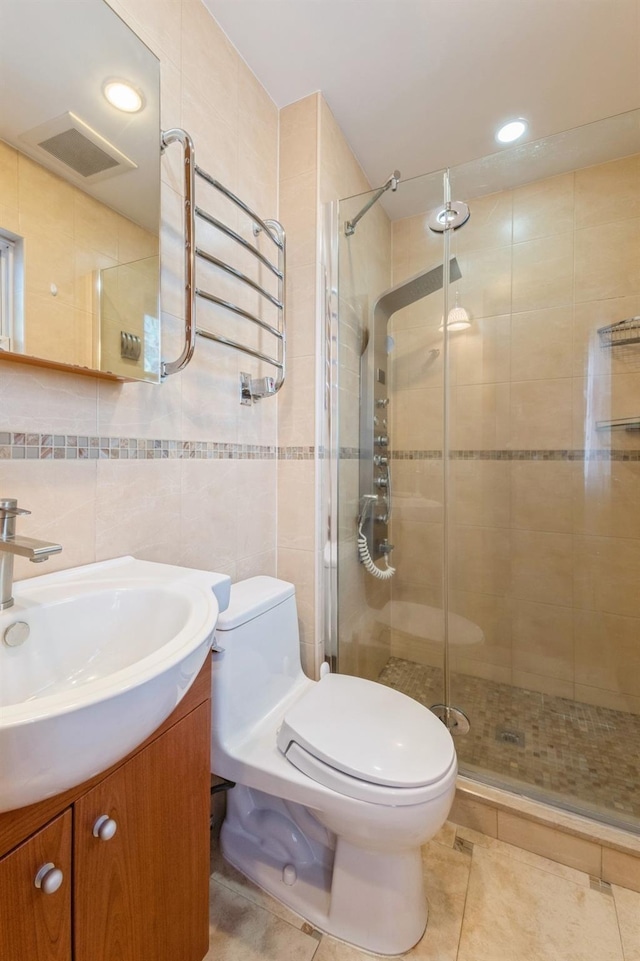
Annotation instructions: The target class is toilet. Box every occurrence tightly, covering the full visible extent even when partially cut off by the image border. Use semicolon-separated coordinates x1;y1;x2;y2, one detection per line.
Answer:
211;577;457;956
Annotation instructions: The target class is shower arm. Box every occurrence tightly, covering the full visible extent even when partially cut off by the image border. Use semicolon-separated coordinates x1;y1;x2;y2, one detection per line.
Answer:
344;170;400;236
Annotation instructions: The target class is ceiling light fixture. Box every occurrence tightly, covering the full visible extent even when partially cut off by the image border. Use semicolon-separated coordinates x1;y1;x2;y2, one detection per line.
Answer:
439;293;471;332
496;118;528;144
103;80;144;113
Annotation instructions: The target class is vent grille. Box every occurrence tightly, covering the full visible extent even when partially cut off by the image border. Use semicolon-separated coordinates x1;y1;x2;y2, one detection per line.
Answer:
19;112;136;183
38;128;120;178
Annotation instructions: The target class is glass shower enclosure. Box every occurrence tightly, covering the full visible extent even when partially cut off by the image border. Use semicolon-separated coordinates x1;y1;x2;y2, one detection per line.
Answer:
324;109;640;834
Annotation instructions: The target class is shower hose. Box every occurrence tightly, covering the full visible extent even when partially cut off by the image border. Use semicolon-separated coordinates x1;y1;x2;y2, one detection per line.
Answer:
357;509;396;580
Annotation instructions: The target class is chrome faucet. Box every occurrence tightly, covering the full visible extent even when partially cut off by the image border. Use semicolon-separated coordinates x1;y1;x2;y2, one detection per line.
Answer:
0;498;62;609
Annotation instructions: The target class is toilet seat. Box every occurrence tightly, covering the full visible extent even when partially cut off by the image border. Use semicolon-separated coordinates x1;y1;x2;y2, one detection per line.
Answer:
277;674;456;804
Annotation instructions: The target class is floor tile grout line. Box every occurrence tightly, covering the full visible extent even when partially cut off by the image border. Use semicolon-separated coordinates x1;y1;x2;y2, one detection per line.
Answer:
453;832;475;961
611;888;631;961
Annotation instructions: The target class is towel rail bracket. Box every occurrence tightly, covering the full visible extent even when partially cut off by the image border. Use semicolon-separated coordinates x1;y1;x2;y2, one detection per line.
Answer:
240;372;277;405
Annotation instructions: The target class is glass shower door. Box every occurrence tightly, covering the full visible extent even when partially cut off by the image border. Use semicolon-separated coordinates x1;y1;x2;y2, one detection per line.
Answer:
445;114;640;831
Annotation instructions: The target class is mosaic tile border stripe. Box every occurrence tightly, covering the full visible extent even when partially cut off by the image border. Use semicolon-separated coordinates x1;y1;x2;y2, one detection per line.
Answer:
0;433;317;461
340;447;640;461
391;449;640;462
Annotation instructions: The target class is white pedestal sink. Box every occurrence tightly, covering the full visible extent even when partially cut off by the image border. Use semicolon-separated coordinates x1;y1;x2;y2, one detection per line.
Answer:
0;555;230;814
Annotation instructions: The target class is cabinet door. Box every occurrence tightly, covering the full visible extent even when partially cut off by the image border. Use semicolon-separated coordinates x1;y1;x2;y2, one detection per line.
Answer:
0;809;72;961
74;701;211;961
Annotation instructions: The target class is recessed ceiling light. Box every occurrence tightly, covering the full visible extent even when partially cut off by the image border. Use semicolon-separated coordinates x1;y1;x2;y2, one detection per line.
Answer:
496;118;528;144
103;80;144;113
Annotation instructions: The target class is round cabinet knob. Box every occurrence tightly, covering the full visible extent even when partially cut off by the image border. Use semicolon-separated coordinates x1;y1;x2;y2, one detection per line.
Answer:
93;815;118;841
34;862;64;895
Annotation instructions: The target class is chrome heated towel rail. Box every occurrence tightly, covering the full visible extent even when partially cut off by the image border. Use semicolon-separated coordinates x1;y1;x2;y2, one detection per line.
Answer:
161;128;286;401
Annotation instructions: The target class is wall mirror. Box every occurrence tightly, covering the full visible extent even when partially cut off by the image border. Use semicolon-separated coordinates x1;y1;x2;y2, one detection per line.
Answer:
0;0;161;383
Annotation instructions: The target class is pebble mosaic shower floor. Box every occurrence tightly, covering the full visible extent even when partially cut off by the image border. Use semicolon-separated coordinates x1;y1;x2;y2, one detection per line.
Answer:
378;657;640;830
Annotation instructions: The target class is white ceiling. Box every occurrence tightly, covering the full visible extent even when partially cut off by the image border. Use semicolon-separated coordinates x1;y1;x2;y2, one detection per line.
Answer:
205;0;640;212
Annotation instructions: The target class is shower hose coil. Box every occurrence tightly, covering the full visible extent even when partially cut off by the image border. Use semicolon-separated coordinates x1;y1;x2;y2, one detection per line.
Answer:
357;523;396;580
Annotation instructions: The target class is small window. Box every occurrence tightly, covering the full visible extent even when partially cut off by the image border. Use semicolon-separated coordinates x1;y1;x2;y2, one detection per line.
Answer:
0;230;23;353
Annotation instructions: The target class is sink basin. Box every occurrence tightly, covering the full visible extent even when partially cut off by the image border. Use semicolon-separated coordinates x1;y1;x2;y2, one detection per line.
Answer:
0;555;230;814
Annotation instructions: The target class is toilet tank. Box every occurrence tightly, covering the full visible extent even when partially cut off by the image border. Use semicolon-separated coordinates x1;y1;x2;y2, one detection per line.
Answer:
212;577;306;749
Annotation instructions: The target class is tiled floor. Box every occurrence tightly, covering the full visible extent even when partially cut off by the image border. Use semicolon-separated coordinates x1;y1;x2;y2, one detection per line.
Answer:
206;822;640;961
378;657;640;830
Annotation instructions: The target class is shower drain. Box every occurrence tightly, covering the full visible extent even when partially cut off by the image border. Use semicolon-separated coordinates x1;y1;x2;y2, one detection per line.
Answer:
495;726;525;748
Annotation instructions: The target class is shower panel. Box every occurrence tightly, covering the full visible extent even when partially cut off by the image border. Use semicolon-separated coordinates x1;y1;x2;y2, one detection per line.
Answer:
358;259;461;570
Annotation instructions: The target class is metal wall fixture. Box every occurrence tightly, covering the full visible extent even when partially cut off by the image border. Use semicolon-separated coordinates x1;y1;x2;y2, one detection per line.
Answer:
598;316;640;348
160;128;286;401
596;316;640;431
344;170;400;236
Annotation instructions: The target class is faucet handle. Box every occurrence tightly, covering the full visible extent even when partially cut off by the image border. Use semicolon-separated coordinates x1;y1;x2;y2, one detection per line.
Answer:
0;498;31;518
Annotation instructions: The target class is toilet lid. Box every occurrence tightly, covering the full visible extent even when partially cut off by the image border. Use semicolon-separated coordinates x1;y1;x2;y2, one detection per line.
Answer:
276;674;455;790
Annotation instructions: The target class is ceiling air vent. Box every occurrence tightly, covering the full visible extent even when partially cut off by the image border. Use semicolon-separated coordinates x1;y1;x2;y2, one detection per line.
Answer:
19;112;137;183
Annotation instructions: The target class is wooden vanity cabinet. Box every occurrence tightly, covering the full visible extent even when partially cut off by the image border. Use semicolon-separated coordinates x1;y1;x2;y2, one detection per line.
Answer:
0;810;72;961
0;661;211;961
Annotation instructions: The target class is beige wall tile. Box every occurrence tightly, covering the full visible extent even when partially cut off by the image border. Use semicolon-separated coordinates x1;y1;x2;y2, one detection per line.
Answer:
450;314;510;386
455;245;512;319
286;264;317;359
393;386;443;449
179;459;238;577
512;172;574;242
280;95;318;183
575;155;640;229
279;169;318;269
116;0;182;67
0;139;18;208
450;525;510;596
277;547;316;648
574;610;640;697
575;218;640;302
512;599;574;680
511;306;573;381
277;356;316;447
511;461;574;533
236;459;277;560
573;535;640;617
393;519;444;586
0;364;98;434
452;656;512;684
449;590;512;668
95;459;182;565
235;550;276;581
573;461;640;540
509;378;573;449
574;683;640;716
0;460;97;580
453;190;512;253
512;232;574;312
511;669;574;699
511;529;573;606
180;0;239;129
450;460;510;528
319;96;371;204
277;459;316;552
451;383;510;450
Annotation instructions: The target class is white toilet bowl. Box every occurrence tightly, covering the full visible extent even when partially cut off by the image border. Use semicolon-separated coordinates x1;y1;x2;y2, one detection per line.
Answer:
211;577;457;956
